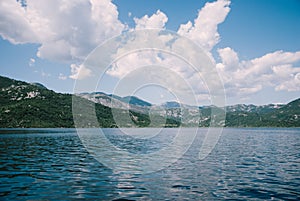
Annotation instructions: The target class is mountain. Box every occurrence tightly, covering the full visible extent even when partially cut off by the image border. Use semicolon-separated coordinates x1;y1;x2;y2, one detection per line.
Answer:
155;101;299;127
120;96;152;107
224;99;300;127
99;93;152;107
78;92;128;109
87;93;152;107
77;90;300;127
162;101;181;109
0;75;299;128
225;103;284;114
30;82;47;89
0;76;74;127
76;92;151;114
0;76;179;128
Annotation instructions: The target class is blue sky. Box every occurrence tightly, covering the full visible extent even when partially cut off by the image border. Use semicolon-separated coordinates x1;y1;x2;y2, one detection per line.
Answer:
0;0;299;105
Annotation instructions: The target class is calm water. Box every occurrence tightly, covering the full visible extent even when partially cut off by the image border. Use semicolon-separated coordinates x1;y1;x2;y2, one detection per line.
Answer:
0;128;299;200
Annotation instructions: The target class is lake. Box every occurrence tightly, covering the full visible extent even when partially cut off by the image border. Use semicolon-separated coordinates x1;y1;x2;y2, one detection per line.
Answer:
0;128;299;200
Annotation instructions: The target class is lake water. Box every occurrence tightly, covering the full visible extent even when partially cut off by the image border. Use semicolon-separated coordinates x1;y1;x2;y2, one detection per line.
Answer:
0;128;299;200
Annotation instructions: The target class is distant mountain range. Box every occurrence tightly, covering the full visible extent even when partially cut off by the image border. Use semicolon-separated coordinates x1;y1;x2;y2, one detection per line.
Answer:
0;75;299;128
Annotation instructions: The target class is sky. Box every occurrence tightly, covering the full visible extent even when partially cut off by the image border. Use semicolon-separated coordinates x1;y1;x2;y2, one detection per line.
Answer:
0;0;299;106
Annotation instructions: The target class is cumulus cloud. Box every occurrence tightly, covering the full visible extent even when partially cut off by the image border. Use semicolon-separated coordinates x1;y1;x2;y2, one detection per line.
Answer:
105;35;212;106
107;0;230;102
69;64;92;80
217;47;239;71
0;0;38;44
109;50;207;88
216;48;300;96
177;0;230;52
0;0;125;79
134;10;168;30
1;0;300;100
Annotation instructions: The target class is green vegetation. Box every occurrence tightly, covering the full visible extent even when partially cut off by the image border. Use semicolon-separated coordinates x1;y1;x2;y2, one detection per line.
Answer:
224;99;300;127
0;75;299;128
0;76;180;128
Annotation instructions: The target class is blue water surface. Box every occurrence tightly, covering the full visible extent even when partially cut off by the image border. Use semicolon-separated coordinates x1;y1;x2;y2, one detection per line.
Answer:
0;128;299;200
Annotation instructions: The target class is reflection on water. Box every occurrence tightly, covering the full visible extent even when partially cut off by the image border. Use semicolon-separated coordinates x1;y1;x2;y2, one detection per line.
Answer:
0;128;299;200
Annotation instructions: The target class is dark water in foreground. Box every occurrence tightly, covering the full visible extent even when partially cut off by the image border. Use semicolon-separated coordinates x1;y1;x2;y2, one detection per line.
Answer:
0;128;299;200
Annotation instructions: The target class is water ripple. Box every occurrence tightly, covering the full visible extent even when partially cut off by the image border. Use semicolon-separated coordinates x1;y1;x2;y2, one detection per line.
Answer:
0;128;299;200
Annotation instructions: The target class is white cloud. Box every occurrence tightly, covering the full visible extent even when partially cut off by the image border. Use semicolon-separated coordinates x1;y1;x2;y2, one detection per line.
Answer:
107;1;230;102
69;64;92;80
217;47;239;71
177;0;231;52
272;65;300;92
134;10;168;30
0;0;125;79
216;48;300;96
29;58;35;67
1;0;300;99
0;1;38;44
58;73;67;80
106;44;211;106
